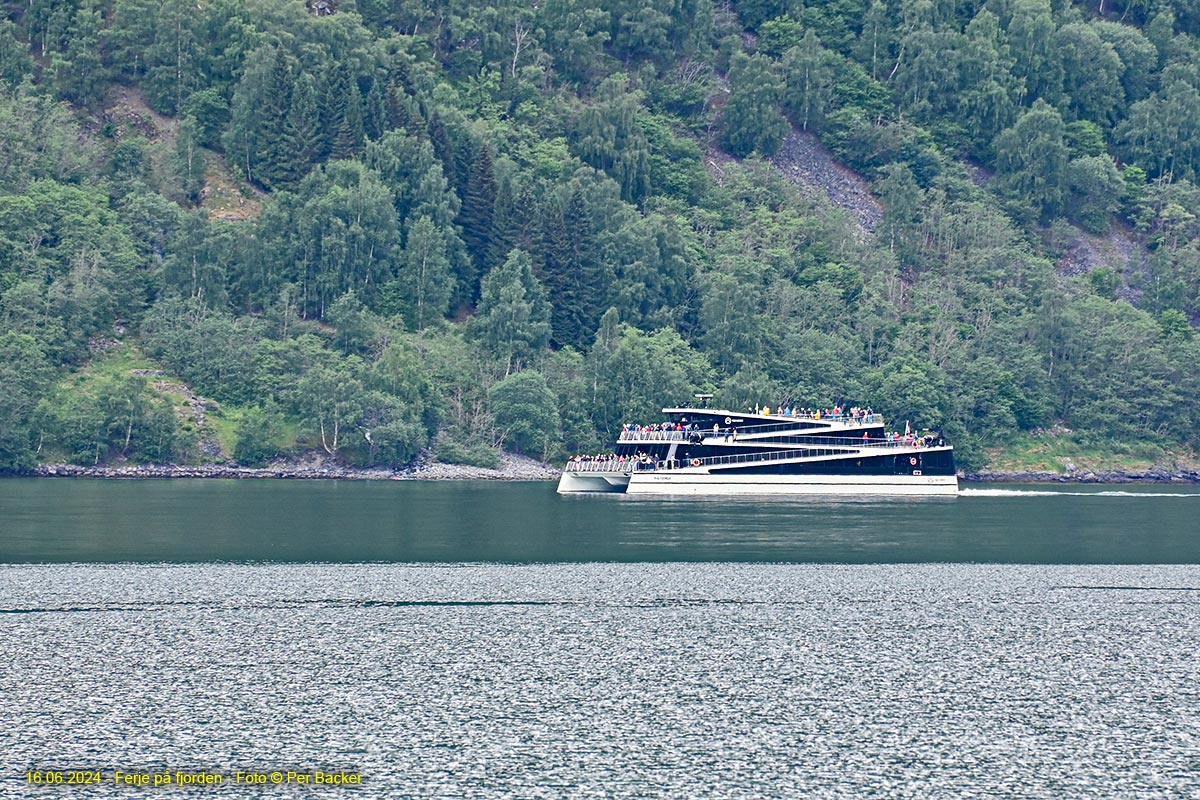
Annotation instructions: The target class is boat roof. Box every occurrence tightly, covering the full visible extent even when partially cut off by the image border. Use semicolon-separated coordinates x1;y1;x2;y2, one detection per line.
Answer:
663;407;811;423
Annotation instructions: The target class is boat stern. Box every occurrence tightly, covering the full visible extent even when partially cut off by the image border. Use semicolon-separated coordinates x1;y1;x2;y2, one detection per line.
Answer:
556;470;631;493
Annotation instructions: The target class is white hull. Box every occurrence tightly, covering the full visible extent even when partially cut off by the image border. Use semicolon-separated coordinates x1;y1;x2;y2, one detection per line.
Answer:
625;472;959;496
557;471;631;493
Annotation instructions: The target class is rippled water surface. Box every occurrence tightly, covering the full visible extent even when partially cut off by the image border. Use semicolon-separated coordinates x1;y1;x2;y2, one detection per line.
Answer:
3;564;1199;798
2;480;1199;797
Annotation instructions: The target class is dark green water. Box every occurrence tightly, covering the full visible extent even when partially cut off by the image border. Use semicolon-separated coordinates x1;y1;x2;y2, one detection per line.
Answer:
2;478;1198;562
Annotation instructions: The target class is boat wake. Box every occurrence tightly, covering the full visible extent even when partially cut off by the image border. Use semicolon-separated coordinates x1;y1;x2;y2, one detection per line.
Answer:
959;488;1200;498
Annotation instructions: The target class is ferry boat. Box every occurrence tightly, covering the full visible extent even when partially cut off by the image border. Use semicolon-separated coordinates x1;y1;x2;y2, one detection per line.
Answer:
557;403;957;496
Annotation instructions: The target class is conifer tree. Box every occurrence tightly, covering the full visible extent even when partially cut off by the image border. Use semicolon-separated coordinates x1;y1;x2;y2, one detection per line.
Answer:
278;73;322;188
470;248;552;376
385;81;420;133
541;188;607;350
255;47;296;188
330;79;366;160
363;76;388;142
427;112;458;192
50;0;105;108
511;183;543;255
486;172;519;275
457;143;496;298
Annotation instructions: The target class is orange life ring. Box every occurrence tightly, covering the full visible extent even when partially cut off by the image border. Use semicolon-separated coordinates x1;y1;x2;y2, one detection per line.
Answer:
691;458;703;467
909;457;918;466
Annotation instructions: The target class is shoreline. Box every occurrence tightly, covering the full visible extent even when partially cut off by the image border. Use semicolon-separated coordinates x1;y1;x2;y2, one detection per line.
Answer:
13;462;1200;484
25;453;561;481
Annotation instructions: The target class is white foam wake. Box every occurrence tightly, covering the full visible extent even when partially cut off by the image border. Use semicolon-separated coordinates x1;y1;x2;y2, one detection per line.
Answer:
959;488;1200;498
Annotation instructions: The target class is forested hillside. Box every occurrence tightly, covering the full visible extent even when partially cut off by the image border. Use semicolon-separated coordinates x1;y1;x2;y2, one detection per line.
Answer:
2;0;1200;474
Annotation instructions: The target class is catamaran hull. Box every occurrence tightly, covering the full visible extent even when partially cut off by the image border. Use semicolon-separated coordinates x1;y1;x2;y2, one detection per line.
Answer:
558;407;959;496
557;471;631;493
625;472;959;495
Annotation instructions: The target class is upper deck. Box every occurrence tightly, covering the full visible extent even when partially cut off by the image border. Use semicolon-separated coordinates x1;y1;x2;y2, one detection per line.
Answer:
617;407;885;443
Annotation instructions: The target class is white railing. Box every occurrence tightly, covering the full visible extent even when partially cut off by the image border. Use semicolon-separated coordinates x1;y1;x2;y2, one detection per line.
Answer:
618;415;886;442
566;444;938;474
617;430;689;442
565;459;633;474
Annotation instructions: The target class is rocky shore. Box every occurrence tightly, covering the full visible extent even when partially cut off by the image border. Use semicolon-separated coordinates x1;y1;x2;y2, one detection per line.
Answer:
30;453;561;481
20;441;1200;486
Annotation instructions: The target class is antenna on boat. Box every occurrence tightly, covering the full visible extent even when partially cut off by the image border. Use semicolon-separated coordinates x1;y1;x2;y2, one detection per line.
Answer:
694;393;713;409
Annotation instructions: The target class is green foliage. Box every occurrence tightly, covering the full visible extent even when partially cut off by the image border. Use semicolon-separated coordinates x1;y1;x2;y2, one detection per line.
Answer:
0;333;56;471
573;75;652;202
993;100;1069;221
587;310;716;438
720;52;789;158
544;346;602;457
0;20;33;87
181;90;230;149
171;118;206;204
36;373;177;465
1087;268;1120;300
1;0;1199;476
470;249;552;375
1065;156;1124;234
434;436;502;468
541;185;610;350
488;369;561;458
233;404;284;465
256;160;402;317
398;215;456;329
782;30;839;133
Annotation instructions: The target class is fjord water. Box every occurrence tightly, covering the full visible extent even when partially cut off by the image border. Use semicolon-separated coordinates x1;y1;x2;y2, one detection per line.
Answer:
2;478;1200;562
3;480;1199;798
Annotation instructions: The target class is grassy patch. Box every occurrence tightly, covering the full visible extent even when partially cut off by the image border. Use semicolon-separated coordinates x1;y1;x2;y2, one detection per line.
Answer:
278;421;304;451
206;408;239;460
434;437;501;468
65;342;158;387
201;153;265;221
987;429;1199;473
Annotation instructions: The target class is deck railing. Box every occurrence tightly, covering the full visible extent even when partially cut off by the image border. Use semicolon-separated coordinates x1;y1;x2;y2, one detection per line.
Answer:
617;415;885;442
732;415;883;435
566;459;633;474
567;439;939;473
746;434;922;448
617;430;689;442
